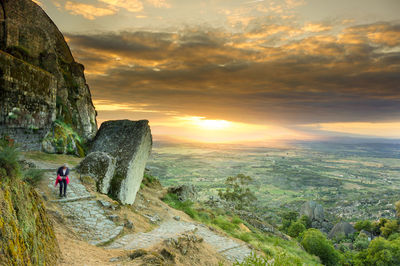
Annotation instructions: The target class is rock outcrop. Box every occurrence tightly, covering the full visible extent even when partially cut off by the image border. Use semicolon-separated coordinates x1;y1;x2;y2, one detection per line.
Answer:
300;200;333;233
76;151;116;194
328;222;356;239
300;200;324;221
167;184;198;202
0;0;97;152
89;120;152;204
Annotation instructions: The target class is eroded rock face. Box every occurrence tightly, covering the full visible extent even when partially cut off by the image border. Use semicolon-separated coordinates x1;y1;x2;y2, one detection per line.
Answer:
90;120;152;204
0;0;97;151
76;151;116;194
300;200;324;222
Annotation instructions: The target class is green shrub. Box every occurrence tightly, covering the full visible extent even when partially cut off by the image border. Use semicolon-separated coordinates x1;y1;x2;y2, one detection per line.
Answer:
300;215;312;229
212;216;239;233
381;220;399;238
218;174;256;210
288;221;306;238
23;169;45;186
0;145;21;178
162;193;198;219
234;251;304;266
301;228;341;266
355;220;373;232
354;237;400;265
354;232;370;251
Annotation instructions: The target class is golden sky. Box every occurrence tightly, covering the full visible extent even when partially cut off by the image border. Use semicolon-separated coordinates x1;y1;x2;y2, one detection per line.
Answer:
37;0;400;142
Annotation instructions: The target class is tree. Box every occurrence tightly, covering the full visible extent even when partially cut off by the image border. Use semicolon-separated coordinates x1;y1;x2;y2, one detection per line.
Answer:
354;220;373;232
353;232;370;251
288;221;306;238
279;210;298;233
355;237;400;265
396;201;400;218
301;229;341;266
381;220;400;238
218;174;257;209
300;215;312;229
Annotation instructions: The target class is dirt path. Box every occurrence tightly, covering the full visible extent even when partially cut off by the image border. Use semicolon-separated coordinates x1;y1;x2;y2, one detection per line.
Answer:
107;219;252;262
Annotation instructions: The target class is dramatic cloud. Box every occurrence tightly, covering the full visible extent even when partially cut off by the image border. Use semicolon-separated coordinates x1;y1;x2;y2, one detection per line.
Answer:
64;1;116;20
65;20;400;132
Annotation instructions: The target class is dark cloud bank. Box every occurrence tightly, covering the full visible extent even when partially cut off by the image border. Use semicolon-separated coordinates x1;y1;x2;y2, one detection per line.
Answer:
65;21;400;126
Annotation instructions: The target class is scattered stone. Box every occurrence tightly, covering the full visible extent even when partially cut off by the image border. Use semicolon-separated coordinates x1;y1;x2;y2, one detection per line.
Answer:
167;184;198;202
109;257;121;262
160;248;175;261
89;120;152;204
173;216;181;221
144;214;161;224
328;222;356;239
76;152;116;194
124;219;134;230
107;215;120;222
98;200;112;208
129;249;147;260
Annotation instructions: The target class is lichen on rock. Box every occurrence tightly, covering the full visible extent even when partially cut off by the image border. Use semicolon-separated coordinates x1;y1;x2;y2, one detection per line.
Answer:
76;151;116;193
89;120;152;204
0;178;60;265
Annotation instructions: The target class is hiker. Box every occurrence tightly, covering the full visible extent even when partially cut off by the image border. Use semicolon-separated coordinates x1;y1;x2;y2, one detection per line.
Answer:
55;163;70;197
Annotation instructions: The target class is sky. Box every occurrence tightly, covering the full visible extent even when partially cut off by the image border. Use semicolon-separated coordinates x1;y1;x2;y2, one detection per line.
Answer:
36;0;400;143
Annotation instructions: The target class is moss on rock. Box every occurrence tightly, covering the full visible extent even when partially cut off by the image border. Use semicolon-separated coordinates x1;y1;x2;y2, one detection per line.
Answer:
0;178;60;265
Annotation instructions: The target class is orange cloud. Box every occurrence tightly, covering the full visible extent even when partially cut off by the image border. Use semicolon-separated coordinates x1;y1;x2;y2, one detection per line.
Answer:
146;0;171;8
64;1;116;20
98;0;143;12
303;23;332;33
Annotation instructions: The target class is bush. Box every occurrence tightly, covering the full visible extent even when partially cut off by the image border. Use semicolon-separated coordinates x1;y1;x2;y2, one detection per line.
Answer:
0;145;21;179
301;228;341;266
353;233;370;251
23;169;45;186
300;215;312;229
381;220;399;238
396;201;400;218
212;216;239;233
218;174;256;210
355;220;373;232
355;237;400;265
288;221;306;238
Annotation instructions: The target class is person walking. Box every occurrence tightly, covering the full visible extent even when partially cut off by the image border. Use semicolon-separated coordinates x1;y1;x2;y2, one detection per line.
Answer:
55;163;70;197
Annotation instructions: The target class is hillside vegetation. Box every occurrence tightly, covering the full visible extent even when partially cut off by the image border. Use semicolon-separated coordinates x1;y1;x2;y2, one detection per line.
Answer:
0;137;59;265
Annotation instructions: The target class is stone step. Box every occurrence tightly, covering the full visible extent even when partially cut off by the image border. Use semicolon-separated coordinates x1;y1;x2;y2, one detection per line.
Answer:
50;195;96;203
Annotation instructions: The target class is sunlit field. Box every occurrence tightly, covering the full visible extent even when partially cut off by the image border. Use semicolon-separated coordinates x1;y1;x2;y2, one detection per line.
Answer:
147;140;400;224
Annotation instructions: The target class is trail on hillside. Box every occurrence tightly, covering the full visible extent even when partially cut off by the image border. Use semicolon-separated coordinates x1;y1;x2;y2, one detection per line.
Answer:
34;160;252;263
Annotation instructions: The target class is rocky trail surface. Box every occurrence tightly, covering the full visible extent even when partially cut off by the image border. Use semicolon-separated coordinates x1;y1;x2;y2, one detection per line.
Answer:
32;159;252;263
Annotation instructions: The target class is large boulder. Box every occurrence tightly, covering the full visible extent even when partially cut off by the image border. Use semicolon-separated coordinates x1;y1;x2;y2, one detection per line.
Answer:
90;120;152;204
300;200;324;222
76;151;116;194
328;222;356;239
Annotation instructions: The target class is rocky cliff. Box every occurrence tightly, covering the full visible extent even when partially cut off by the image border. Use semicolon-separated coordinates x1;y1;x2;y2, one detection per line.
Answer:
0;0;97;153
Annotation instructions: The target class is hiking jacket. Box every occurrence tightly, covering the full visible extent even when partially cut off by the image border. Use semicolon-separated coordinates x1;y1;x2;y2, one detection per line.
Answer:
55;167;70;186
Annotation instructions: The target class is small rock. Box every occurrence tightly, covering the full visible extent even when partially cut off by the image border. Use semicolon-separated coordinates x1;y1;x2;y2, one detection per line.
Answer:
109;257;120;262
124;219;134;229
107;215;119;222
173;216;180;221
98;200;112;208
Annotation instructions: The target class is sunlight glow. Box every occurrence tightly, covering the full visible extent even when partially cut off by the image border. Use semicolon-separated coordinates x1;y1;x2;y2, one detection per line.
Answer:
177;116;232;130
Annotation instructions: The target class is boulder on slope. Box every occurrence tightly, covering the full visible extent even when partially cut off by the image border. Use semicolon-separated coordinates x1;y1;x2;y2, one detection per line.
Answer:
300;200;324;222
76;151;116;194
328;222;356;239
90;120;152;204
